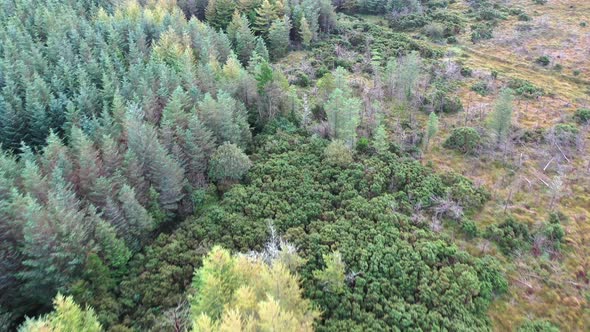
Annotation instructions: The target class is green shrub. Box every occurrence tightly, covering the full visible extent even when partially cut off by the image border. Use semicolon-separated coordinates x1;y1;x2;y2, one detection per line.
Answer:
485;217;531;254
461;219;479;237
573;69;581;76
444;127;481;154
508;78;544;98
518;13;531;21
581;22;587;27
423;22;445;41
573;108;590;124
460;67;473;77
471;81;490;96
324;140;353;166
551;123;579;146
356;136;370;153
471;23;494;43
517;319;559;332
535;55;551;66
532;0;547;4
446;36;458;44
442;96;464;113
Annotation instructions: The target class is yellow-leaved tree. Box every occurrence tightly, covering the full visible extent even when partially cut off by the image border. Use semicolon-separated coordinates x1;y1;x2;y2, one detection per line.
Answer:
190;246;319;332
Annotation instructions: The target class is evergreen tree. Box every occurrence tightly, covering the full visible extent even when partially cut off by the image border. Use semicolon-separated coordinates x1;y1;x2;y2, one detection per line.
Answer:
373;124;389;154
253;37;270;62
325;88;361;147
427;112;439;146
489;88;514;145
254;0;279;37
208;143;252;183
18;294;102;332
117;184;155;251
198;91;251;148
299;16;313;48
206;0;236;30
268;16;291;60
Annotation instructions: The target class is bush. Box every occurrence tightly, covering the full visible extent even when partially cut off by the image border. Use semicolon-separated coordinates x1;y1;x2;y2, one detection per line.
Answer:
446;36;458;44
423;23;445;41
324;140;353;166
442;96;464;113
485;217;531;254
535;55;551;66
461;219;479;237
508;78;544;98
471;81;490;96
518;13;531;21
532;0;547;4
517;319;559;332
444;127;481;154
550;123;579;146
460;67;473;77
573;108;590;124
356;136;370;153
471;23;494;43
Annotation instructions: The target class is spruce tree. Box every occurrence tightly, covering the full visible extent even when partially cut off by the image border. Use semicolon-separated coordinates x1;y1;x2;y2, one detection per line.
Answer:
490;88;514;145
300;16;313;48
267;16;291;60
326;88;361;147
254;0;278;37
373;124;389;154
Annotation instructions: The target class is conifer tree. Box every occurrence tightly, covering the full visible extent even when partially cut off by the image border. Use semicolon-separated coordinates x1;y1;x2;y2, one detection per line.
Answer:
300;16;313;48
254;0;278;37
489;88;514;146
206;0;236;30
268;16;291;60
373;124;389;154
117;184;155;251
325;88;361;147
426;112;439;146
253;37;270;62
18;294;102;332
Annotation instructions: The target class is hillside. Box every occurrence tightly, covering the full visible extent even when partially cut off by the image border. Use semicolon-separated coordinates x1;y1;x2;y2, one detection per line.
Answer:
0;0;588;331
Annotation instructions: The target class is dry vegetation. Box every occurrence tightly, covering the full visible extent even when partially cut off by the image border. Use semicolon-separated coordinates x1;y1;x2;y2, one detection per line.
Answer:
419;1;590;329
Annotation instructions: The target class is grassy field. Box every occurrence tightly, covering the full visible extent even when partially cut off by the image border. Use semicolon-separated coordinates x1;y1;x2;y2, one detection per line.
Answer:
421;1;590;330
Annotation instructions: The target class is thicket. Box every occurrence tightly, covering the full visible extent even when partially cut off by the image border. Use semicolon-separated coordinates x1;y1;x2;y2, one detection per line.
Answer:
92;131;505;330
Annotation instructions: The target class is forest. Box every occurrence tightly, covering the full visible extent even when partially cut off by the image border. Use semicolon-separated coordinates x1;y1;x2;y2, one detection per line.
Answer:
0;0;588;331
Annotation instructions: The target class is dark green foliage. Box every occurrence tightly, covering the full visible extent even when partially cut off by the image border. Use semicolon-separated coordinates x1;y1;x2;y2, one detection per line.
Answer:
471;23;494;43
461;219;479;238
444;127;482;154
532;0;547;5
485;217;532;254
461;67;474;77
99;132;503;330
517;319;559;332
573;108;590;124
508;79;544;98
471;81;491;96
535;55;551;66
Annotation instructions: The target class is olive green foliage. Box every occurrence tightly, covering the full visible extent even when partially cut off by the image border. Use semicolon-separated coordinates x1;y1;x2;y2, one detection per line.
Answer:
208;143;252;182
190;246;319;331
19;294;102;332
426;112;439;144
324;140;354;166
508;79;544;98
471;81;491;96
444;127;482;154
517;319;559;332
100;131;505;330
489;88;514;145
573;108;590;124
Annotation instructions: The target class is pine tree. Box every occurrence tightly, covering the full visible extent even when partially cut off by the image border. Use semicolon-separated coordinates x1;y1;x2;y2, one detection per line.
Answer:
182;115;216;187
427;112;439;146
18;169;94;306
299;16;313;49
267;16;291;60
117;184;155;251
489;88;514;145
231;14;257;64
70;127;102;200
206;0;236;30
208;143;252;183
325;88;361;147
18;294;102;332
198;91;251;148
253;36;270;62
313;251;346;294
254;0;278;37
373;124;389;154
301;0;320;40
